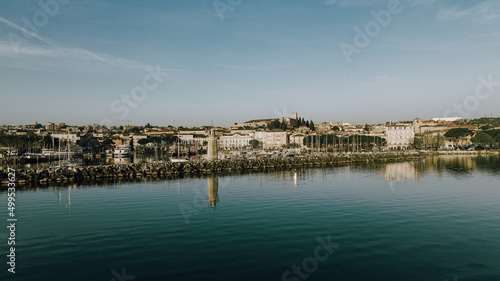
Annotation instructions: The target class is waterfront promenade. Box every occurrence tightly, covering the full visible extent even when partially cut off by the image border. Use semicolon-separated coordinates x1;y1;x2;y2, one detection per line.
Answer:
1;150;497;188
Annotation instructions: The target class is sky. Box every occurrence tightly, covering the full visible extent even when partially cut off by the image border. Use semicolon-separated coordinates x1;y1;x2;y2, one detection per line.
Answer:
0;0;499;127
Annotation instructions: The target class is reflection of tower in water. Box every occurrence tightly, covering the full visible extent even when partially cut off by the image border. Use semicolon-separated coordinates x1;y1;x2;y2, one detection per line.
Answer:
207;176;219;212
66;187;72;210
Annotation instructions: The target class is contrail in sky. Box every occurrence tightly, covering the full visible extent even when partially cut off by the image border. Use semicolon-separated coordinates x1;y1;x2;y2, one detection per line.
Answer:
0;15;59;47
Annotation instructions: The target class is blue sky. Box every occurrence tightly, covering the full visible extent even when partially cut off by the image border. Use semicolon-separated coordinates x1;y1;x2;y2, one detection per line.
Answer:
1;0;499;127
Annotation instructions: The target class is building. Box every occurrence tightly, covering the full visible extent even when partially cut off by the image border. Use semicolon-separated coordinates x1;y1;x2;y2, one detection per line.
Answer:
344;125;364;133
385;124;415;150
254;130;288;149
52;133;80;144
244;113;298;128
56;122;67;129
432;117;463;122
219;133;253;150
289;133;306;148
45;122;56;131
243;118;276;128
131;134;148;147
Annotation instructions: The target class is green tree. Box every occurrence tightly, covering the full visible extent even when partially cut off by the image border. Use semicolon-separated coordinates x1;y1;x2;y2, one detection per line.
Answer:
101;138;115;149
126;127;141;134
310;120;315;131
267;120;281;130
249;139;260;148
481;125;492;131
137;138;150;146
444;128;473;148
145;123;153;129
494;134;500;147
484;129;500;138
444;128;473;138
473;132;494;146
413;134;424;149
434;134;445;149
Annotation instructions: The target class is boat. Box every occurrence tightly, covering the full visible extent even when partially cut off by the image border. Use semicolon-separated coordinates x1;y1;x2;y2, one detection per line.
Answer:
170;158;189;163
169;133;190;162
42;148;56;156
55;151;76;157
114;145;131;157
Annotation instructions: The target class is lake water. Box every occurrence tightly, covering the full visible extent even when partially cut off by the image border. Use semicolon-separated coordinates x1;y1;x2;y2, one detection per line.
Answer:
1;155;499;281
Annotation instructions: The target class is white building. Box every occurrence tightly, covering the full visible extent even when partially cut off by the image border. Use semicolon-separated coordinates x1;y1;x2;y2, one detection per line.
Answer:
131;134;147;147
385;124;415;150
219;133;253;150
254;130;288;149
289;133;306;148
51;133;79;144
432;117;463;122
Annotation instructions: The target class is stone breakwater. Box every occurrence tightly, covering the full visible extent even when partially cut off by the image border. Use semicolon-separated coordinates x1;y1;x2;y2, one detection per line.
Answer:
1;152;423;187
0;151;497;187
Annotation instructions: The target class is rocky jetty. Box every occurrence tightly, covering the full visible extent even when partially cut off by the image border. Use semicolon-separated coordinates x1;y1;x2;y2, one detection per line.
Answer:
0;152;428;187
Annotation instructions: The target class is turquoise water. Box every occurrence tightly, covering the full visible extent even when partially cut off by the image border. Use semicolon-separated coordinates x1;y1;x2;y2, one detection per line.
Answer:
1;155;500;280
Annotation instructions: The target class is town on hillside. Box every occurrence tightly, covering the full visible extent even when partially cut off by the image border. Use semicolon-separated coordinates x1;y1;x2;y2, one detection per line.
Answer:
1;114;500;161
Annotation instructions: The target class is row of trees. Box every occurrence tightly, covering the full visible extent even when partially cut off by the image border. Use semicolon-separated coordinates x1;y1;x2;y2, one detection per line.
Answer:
296;118;315;130
414;128;500;149
472;131;500;147
303;134;386;151
266;118;317;131
137;136;179;147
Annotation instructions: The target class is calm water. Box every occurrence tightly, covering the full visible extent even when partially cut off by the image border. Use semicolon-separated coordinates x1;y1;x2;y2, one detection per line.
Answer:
1;155;500;281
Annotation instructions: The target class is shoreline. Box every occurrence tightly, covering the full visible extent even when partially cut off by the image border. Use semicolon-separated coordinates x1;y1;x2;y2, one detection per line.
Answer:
1;150;498;188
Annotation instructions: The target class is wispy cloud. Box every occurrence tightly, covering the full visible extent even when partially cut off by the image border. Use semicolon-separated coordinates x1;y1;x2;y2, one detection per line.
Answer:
0;41;182;72
0;15;58;47
407;0;438;7
325;0;437;8
325;0;373;7
439;1;500;24
373;75;401;82
0;15;181;72
214;63;290;71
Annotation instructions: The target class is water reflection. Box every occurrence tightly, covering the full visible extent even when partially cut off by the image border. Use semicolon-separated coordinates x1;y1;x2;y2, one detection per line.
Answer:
384;162;417;186
207;175;219;212
57;186;72;211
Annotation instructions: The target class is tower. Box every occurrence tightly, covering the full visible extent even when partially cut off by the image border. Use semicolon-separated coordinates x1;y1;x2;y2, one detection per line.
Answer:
292;112;298;120
207;129;218;161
